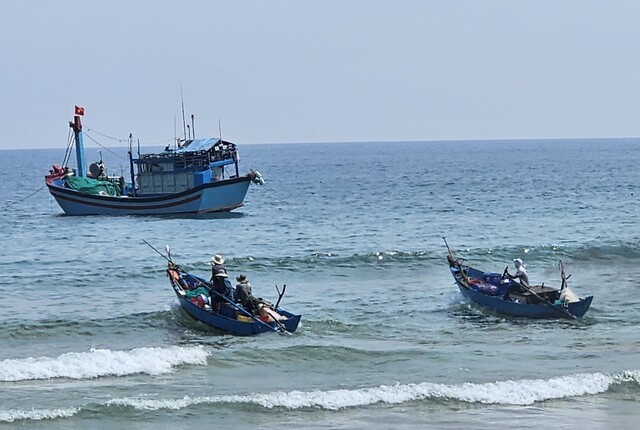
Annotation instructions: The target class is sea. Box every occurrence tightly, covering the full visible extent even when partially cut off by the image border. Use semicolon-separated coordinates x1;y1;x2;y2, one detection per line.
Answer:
0;138;639;429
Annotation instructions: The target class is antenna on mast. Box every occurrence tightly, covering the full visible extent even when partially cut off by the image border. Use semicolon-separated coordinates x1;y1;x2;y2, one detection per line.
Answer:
191;114;195;139
218;118;222;142
173;114;177;148
180;86;187;140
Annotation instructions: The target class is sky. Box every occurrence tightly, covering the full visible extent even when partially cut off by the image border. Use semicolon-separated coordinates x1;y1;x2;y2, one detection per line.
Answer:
1;0;639;149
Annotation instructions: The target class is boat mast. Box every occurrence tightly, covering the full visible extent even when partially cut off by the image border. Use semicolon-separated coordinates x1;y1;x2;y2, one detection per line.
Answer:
128;133;137;197
69;107;87;177
180;87;187;140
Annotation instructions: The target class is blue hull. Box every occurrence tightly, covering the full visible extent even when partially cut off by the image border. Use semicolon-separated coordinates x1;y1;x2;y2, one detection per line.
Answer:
449;266;593;319
176;295;302;336
46;175;252;215
456;281;593;318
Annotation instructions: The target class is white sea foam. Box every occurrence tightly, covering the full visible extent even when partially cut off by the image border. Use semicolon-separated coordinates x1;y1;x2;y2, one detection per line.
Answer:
0;345;208;382
0;407;79;422
109;370;640;411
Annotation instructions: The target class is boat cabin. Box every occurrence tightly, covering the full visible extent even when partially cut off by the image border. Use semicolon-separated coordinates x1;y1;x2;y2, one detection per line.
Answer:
133;138;240;195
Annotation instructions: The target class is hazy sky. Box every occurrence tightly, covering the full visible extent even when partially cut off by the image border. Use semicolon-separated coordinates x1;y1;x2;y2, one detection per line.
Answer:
1;0;639;149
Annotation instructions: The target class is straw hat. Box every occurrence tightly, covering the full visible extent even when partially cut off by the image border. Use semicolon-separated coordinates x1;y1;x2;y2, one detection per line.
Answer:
211;254;225;265
214;271;228;277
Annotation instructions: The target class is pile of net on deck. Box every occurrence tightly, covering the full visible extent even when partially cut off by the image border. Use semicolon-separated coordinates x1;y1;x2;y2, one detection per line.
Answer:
64;175;121;196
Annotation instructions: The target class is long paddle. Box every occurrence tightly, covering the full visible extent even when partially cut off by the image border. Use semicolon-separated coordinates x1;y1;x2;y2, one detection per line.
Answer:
143;239;173;263
507;277;578;320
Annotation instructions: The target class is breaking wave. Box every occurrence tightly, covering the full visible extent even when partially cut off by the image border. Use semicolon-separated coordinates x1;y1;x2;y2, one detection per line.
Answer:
0;408;79;423
111;370;639;410
0;345;208;382
1;370;638;422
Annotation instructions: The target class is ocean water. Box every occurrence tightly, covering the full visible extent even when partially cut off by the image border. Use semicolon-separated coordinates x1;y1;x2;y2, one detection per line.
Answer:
0;139;639;429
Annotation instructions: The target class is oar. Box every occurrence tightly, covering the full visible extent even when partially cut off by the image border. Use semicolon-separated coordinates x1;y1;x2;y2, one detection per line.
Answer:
142;239;173;264
509;278;578;320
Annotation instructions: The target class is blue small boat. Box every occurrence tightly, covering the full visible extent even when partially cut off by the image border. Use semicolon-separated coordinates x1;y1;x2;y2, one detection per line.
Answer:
444;241;593;319
45;106;263;215
167;262;301;336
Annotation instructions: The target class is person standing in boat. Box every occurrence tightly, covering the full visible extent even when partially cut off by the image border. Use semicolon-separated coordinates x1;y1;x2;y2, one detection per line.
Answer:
213;271;234;298
210;254;227;280
506;258;530;287
210;254;234;300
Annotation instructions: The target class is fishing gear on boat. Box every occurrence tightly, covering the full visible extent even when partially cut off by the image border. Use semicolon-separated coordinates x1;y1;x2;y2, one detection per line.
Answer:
274;284;287;309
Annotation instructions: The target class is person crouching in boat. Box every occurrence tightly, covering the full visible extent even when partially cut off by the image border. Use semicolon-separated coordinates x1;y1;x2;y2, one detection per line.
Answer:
255;302;285;323
505;258;530;289
235;274;284;322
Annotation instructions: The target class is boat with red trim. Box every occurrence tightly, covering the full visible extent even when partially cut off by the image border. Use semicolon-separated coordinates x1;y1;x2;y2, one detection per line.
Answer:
45;106;263;215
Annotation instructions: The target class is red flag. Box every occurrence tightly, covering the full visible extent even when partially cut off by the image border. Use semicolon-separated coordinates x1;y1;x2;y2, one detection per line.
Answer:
74;105;85;116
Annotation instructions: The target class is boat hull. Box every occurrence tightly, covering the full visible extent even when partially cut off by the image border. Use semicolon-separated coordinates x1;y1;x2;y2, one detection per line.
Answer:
456;282;593;318
176;294;301;336
46;175;252;215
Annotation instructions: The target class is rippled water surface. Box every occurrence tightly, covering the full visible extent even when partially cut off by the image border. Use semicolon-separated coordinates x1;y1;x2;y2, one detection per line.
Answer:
1;139;639;428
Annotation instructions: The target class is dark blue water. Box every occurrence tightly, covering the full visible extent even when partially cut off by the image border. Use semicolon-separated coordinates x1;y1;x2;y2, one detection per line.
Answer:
0;139;639;428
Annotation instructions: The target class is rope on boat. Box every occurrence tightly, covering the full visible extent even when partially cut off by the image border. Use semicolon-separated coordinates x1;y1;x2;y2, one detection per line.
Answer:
62;128;74;167
6;185;47;207
82;132;129;161
86;127;175;145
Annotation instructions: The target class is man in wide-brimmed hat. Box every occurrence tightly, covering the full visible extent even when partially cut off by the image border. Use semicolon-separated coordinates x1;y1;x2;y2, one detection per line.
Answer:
235;274;254;311
210;254;227;280
209;254;233;302
213;270;232;294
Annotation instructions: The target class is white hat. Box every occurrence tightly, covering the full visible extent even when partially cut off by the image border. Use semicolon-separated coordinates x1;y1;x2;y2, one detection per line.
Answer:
211;254;225;265
214;271;228;277
513;258;523;266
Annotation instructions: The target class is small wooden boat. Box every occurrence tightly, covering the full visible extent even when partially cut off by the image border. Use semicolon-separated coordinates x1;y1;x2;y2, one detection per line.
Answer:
166;262;301;336
444;240;593;319
45;106;264;215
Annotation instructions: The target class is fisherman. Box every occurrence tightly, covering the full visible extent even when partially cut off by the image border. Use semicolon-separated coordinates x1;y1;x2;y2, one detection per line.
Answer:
235;274;255;311
506;258;530;288
210;254;227;280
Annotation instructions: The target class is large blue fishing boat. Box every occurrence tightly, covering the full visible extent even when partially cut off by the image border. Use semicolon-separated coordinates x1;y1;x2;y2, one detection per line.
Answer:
444;240;593;319
45;106;263;215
